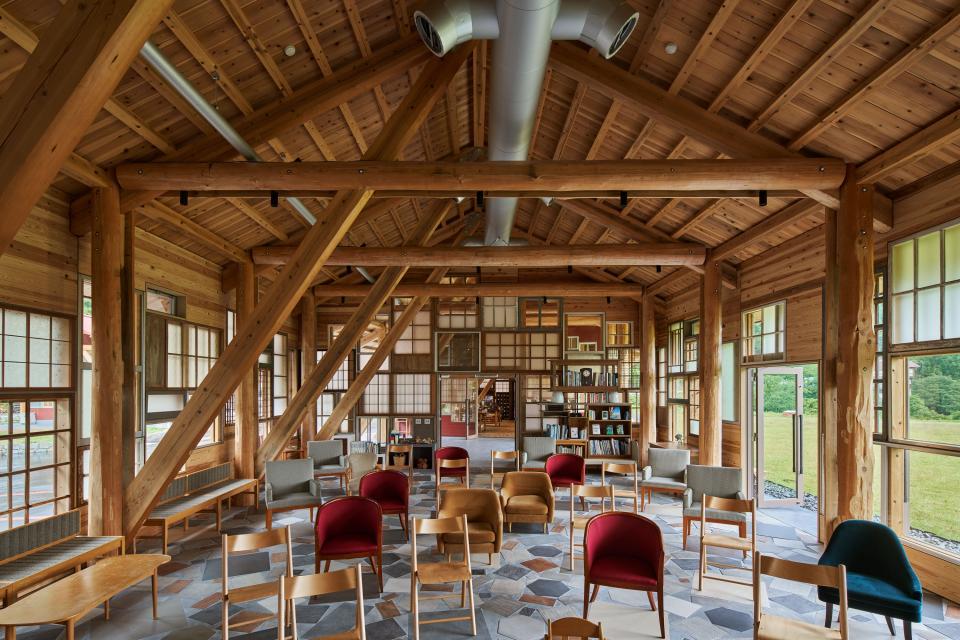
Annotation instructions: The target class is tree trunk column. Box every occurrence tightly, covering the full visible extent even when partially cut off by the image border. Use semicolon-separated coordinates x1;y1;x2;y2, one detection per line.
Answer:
835;164;876;523
90;181;124;536
821;207;839;540
699;256;723;466
639;293;657;466
300;293;317;442
234;261;257;486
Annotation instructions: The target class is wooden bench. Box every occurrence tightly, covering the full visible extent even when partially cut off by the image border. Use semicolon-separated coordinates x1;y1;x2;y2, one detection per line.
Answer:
0;553;169;640
0;510;123;608
135;463;258;553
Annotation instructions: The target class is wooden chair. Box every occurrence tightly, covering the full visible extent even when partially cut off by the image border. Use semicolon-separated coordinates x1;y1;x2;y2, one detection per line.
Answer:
601;462;640;513
569;484;614;571
222;526;293;640
698;496;756;590
545;617;604;640
490;450;521;489
436;458;470;494
410;514;477;640
754;552;848;640
278;564;366;640
385;444;414;486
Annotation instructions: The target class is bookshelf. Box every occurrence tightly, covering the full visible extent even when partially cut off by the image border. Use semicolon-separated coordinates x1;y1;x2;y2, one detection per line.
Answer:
550;359;622;392
584;401;632;459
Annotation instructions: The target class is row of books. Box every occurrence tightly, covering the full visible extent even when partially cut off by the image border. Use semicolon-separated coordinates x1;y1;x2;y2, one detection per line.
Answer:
587;406;629;420
544;423;582;440
588;439;631;456
557;370;620;387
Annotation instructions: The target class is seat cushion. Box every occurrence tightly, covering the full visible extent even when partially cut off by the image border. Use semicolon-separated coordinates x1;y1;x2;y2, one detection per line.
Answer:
683;503;747;523
641;477;686;491
314;465;346;473
523;461;546;470
318;533;379;556
504;495;549;516
550;475;581;488
373;497;407;513
266;492;323;510
588;554;659;589
818;572;922;622
442;522;496;545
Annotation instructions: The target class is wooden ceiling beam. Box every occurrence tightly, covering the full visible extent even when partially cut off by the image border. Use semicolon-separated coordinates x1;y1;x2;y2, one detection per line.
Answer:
124;43;475;539
667;0;739;94
220;0;293;97
857;107;960;184
789;6;960;151
70;35;429;232
137;201;250;263
747;0;890;133
154;188;808;200
628;0;672;75
670;200;726;240
343;0;392;124
0;0;175;259
224;197;289;242
116;158;847;192
314;281;645;298
711;198;821;262
252;243;706;267
0;5;177;156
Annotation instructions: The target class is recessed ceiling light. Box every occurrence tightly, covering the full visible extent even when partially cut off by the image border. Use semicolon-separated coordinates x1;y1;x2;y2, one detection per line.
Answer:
284;44;296;57
664;41;678;55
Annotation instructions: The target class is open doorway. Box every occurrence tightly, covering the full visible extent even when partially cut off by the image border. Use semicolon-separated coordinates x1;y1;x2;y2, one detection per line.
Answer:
439;374;517;461
747;363;819;535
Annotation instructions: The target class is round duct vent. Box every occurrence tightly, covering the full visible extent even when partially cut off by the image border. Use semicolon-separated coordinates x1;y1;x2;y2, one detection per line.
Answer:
414;12;445;56
608;13;639;58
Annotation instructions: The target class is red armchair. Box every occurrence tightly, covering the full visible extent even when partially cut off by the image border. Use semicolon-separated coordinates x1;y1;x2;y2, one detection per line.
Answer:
546;453;586;510
583;512;665;638
360;469;410;540
435;446;470;493
314;496;384;592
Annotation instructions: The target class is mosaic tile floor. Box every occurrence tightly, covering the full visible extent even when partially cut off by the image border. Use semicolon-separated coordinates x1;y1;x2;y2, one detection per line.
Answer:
13;472;960;639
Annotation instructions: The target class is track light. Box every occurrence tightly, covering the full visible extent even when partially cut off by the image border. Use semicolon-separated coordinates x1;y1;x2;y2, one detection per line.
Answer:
340;297;345;304
620;191;628;208
345;266;352;274
567;265;573;274
476;191;484;208
606;296;611;305
270;191;279;207
759;190;768;207
475;296;480;305
656;265;662;273
179;191;188;206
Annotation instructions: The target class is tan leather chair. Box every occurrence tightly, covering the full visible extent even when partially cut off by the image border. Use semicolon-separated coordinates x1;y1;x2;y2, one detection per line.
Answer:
499;471;555;533
437;487;503;565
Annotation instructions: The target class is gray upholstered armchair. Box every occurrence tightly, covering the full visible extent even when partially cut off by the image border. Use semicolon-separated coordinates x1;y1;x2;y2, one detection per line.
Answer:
264;459;324;529
307;440;347;490
681;464;745;549
521;436;556;470
639;448;690;510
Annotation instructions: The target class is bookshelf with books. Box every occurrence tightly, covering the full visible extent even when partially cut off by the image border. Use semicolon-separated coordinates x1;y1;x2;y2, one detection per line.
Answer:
550;359;622;392
584;401;632;460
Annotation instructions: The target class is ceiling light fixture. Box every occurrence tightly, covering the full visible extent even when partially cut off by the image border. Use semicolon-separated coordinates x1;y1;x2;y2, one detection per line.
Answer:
664;41;678;55
283;44;296;57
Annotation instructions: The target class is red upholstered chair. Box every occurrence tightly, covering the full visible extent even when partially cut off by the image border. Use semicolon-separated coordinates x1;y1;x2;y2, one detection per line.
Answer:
583;512;665;639
546;453;586;510
359;470;410;540
435;446;470;494
314;496;384;592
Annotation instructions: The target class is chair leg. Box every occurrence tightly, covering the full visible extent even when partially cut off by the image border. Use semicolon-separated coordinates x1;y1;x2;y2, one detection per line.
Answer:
266;510;272;531
824;602;834;628
885;616;896;636
373;554;384;592
583;581;590;618
324;559;331;572
698;542;706;591
658;589;665;639
590;584;600;603
411;582;420;640
467;577;477;636
739;522;748;558
682;517;689;550
904;621;912;640
647;591;656;611
460;580;466;608
221;598;229;640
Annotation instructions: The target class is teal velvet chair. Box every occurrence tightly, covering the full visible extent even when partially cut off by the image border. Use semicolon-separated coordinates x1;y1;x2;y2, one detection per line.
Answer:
818;520;922;639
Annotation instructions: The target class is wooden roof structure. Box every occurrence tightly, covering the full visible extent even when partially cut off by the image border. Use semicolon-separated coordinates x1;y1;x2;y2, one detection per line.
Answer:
3;0;959;298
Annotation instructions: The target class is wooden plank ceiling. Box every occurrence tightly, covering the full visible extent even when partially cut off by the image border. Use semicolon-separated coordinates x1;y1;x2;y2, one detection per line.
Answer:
2;0;959;299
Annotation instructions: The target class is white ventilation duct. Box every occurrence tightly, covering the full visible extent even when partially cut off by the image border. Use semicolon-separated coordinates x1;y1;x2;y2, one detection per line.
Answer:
414;0;638;246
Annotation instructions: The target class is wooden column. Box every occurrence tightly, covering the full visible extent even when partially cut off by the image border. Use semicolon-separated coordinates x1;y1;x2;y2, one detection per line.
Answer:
0;0;175;258
121;210;137;489
699;256;723;466
639;293;657;465
887;358;906;534
299;293;317;442
233;261;257;488
835;164;876;524
89;182;124;536
822;207;840;540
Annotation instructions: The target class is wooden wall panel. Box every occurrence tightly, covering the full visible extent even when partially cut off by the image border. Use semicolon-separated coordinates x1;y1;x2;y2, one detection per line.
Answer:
882;173;960;261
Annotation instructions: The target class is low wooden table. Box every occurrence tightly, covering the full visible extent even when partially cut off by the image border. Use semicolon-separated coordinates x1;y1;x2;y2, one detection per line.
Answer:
0;553;169;640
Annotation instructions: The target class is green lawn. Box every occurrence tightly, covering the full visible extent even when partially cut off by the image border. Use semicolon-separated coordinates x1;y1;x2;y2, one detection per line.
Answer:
763;413;960;545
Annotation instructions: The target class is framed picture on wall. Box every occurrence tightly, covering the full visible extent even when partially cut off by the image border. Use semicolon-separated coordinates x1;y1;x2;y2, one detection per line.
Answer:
566;336;580;350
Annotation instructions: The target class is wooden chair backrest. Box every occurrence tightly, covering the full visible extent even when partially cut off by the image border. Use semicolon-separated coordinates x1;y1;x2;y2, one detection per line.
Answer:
601;462;636;477
278;565;365;640
386;444;413;469
703;495;754;514
571;484;614;516
491;450;519;461
411;514;470;577
222;526;292;596
754;552;848;639
439;458;469;469
545;616;604;640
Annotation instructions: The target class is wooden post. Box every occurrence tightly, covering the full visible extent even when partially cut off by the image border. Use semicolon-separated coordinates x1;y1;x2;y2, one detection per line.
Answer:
233;261;257;490
887;358;906;534
639;293;657;466
121;210;137;489
822;207;840;540
123;44;475;538
0;0;175;258
835;164;876;523
699;256;723;466
90;181;124;536
299;293;317;442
